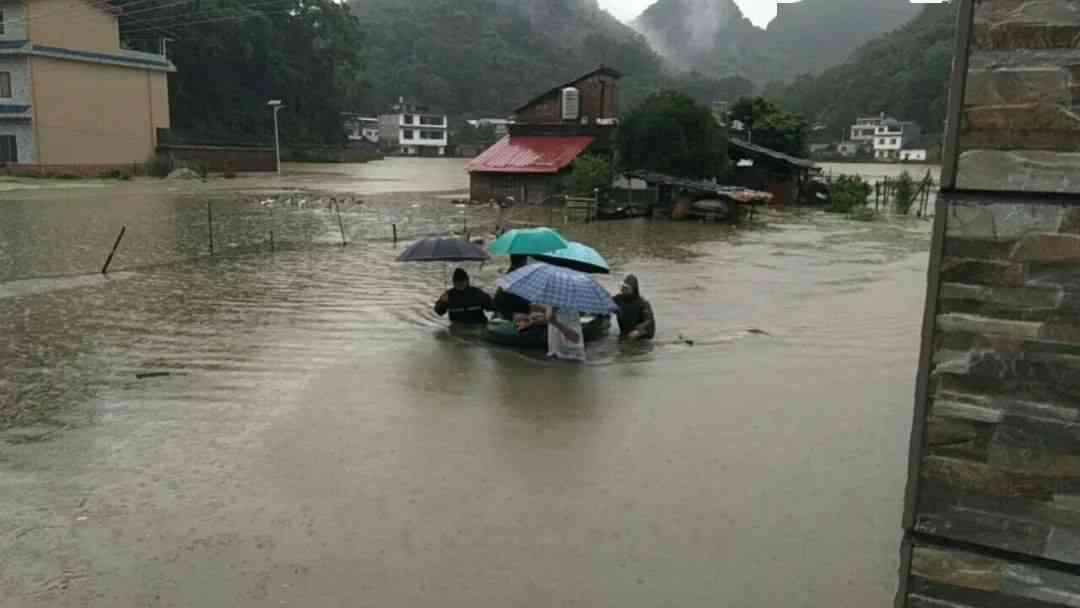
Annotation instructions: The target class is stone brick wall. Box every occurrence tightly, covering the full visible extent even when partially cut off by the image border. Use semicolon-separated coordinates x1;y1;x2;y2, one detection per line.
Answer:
908;542;1080;606
901;1;1080;605
955;0;1080;192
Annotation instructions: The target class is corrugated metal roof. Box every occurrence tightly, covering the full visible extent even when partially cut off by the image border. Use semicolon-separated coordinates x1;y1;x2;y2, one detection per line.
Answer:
467;136;595;174
622;171;774;204
729;138;816;170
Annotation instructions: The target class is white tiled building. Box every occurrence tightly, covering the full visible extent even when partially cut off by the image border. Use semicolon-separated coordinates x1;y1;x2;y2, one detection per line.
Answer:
849;115;884;144
378;99;447;156
343;114;379;144
872;118;922;161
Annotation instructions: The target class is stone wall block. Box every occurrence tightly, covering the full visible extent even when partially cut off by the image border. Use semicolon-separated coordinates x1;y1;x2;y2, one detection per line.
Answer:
965;103;1080;131
1013;233;1080;262
960;130;1080;152
947;203;1066;240
1001;562;1080;604
915;509;1051;555
933;398;1005;424
956;150;1080;193
922;456;1057;500
937;313;1044;339
966;67;1072;106
911;546;1003;592
945;237;1020;260
942;259;1027;286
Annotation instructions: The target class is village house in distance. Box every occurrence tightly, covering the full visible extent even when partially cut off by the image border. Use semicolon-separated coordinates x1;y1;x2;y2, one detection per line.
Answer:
0;0;175;170
378;98;448;157
467;66;622;205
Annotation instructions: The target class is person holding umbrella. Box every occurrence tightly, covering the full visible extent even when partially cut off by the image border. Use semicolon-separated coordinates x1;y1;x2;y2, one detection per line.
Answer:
434;268;495;325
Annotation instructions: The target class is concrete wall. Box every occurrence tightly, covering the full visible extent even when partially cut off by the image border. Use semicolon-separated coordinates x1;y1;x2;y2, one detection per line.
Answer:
30;56;168;165
900;1;1080;605
26;0;120;54
0;56;31;104
0;121;34;162
1;1;28;40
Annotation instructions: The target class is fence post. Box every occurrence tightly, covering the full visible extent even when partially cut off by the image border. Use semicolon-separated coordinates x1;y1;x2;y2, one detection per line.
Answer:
392;223;398;245
207;202;214;256
101;226;127;274
335;200;347;247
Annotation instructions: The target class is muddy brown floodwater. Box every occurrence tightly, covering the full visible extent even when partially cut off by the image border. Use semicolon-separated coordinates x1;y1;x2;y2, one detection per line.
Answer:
1;158;931;607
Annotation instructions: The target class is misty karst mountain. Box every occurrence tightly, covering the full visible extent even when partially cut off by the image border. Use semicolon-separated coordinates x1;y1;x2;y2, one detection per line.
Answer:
633;0;920;85
346;0;754;116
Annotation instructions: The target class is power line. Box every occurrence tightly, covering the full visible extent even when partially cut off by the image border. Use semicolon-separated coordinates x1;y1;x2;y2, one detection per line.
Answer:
123;8;295;35
4;0;157;28
120;0;297;30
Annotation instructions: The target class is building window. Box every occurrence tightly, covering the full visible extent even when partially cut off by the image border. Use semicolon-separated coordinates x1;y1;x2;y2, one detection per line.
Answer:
0;9;5;35
0;72;10;98
891;138;898;145
0;135;17;162
404;115;415;125
420;116;443;126
402;129;414;140
420;130;443;140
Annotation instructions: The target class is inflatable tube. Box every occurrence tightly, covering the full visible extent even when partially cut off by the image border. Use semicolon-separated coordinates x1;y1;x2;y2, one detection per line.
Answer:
484;316;611;349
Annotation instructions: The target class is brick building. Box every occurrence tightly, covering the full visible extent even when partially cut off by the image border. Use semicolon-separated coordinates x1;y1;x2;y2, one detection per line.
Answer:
467;66;621;205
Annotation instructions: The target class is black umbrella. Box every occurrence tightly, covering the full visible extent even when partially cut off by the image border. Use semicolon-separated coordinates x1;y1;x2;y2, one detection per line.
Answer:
396;237;491;263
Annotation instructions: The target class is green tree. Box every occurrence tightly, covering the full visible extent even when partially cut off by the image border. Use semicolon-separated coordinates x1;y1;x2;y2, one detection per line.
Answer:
829;175;872;213
893;171;917;215
730;97;808;157
118;0;367;145
618;91;727;180
564;155;612;196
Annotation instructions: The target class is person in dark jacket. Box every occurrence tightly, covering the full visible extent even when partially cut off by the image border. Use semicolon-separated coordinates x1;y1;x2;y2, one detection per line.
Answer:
435;268;494;325
612;274;655;340
493;255;531;320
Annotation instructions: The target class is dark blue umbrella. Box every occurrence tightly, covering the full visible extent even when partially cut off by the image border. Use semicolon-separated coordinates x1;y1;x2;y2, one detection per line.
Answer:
397;237;491;263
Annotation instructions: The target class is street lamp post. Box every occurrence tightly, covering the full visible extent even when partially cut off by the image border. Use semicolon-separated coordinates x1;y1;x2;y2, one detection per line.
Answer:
268;99;284;176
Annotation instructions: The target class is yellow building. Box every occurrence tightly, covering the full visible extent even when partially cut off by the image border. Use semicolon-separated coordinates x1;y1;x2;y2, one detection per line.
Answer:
0;0;174;168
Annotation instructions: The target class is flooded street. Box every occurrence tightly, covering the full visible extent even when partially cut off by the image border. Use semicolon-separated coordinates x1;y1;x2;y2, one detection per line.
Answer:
1;158;930;607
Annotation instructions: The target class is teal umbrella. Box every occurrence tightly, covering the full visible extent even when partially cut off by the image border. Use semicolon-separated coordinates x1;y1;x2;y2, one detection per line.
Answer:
488;227;568;256
533;242;610;274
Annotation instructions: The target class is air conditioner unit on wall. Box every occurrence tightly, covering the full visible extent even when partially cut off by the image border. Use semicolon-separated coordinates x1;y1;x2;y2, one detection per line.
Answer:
562;88;580;121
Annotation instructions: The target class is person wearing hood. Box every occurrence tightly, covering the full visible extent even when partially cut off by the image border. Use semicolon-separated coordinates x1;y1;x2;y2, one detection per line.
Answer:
612;274;655;340
493;255;532;320
435;268;494;325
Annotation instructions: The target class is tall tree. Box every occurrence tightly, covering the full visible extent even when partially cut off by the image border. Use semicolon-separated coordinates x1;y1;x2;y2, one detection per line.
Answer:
730;97;808;157
618;91;727;180
118;0;367;145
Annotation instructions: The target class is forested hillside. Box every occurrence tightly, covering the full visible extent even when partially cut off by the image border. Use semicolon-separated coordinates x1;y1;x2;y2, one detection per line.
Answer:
767;2;957;141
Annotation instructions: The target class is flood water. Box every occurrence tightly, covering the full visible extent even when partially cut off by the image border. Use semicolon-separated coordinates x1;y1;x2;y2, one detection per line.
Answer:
1;158;930;607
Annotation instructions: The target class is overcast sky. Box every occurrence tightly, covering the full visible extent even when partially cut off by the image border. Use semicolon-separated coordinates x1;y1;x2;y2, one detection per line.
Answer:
598;0;945;29
598;0;779;28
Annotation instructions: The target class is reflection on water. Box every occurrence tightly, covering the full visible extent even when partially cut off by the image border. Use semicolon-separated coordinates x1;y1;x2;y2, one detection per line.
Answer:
0;159;931;607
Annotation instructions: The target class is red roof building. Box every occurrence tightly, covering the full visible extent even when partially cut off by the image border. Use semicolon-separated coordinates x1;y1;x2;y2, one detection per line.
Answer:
468;67;621;206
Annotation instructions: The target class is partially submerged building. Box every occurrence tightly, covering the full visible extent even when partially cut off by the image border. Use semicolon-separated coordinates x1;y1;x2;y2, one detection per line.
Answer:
0;0;175;170
467;66;622;205
728;138;817;207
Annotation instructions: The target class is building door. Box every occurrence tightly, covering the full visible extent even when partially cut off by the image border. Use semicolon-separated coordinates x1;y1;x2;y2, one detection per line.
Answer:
0;135;17;163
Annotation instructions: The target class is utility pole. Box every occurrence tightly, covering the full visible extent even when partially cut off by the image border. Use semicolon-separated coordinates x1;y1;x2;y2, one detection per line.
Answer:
268;100;285;176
